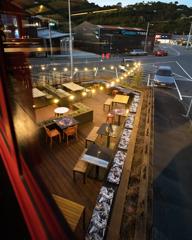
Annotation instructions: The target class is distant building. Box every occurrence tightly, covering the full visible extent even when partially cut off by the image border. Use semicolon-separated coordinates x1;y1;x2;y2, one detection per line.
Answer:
37;28;73;55
73;21;155;54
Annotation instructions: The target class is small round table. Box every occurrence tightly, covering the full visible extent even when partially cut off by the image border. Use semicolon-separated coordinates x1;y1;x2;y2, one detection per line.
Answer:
54;107;69;117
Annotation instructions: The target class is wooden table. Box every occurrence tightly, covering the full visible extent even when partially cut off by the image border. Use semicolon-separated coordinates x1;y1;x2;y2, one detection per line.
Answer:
97;123;120;147
62;82;84;92
53;116;78;130
81;143;112;169
52;194;85;231
111;108;129;125
112;94;129;108
32;88;46;98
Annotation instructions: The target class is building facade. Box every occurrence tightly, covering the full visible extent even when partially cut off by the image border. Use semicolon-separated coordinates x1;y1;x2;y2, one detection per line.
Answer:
73;21;155;54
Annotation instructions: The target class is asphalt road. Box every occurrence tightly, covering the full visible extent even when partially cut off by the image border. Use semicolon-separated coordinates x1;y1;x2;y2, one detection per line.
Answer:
146;45;192;240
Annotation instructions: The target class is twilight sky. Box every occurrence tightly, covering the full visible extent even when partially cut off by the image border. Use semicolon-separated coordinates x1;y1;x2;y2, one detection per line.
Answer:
88;0;192;7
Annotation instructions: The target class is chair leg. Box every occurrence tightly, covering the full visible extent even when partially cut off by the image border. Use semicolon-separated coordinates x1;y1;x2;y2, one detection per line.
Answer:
83;208;86;230
50;137;52;148
58;134;61;143
83;173;86;184
73;171;76;182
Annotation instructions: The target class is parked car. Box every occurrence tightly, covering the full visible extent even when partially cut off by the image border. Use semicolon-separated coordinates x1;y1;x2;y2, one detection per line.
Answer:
154;66;175;87
129;49;148;56
153;49;168;56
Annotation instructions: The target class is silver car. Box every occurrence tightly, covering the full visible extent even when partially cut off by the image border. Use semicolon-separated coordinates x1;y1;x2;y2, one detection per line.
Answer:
154;66;175;87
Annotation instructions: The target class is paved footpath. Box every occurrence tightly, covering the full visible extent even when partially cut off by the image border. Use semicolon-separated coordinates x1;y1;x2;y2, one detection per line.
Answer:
153;89;192;240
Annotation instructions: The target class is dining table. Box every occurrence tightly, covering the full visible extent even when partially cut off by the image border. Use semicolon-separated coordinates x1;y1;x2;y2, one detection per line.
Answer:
111;108;129;125
81;143;113;178
54;107;69;116
53;116;78;130
97;123;120;147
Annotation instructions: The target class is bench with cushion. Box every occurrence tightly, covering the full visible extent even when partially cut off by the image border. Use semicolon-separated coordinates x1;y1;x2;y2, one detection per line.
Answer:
85;126;99;147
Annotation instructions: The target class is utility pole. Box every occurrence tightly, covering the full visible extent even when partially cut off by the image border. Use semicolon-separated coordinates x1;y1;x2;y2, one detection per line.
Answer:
48;21;53;57
144;22;150;52
186;22;192;49
68;0;73;80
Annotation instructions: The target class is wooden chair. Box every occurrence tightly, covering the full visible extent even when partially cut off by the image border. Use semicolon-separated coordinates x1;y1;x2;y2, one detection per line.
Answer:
43;126;61;148
63;125;78;144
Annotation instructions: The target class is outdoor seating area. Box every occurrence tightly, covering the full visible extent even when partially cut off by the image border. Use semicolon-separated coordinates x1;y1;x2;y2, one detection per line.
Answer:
33;83;141;239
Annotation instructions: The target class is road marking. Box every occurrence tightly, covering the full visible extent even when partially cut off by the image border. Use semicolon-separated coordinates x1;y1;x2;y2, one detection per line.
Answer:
166;45;181;56
174;80;183;100
142;61;176;66
181;95;192;98
173;73;191;79
176;61;192;80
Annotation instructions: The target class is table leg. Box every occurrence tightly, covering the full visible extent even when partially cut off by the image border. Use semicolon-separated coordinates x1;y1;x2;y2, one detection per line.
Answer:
96;166;99;178
107;135;110;147
118;115;121;125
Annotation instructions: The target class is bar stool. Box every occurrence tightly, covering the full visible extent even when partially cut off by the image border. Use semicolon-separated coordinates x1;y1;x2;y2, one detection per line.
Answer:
106;113;114;124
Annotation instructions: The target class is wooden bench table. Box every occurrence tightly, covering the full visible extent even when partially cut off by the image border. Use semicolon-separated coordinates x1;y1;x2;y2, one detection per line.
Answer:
85;126;99;147
103;98;113;111
73;159;88;184
52;194;85;231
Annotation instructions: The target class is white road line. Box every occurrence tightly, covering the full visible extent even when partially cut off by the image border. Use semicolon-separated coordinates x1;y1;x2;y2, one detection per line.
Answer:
174;80;183;100
175;78;192;82
173;73;191;79
176;61;192;80
181;95;192;98
166;45;181;56
142;61;176;66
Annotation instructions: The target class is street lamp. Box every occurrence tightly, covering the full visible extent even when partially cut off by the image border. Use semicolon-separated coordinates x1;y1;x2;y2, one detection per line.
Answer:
186;22;192;49
144;22;150;52
48;21;53;56
68;0;73;80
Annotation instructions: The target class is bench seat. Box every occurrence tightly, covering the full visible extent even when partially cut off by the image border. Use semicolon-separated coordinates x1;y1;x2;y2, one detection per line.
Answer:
85;126;99;147
73;149;88;183
103;98;113;111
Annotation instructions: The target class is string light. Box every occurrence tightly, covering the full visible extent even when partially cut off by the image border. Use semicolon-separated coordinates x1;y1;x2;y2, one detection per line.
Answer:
93;67;97;71
82;91;87;96
64;68;68;72
41;66;45;70
74;67;78;72
111;81;115;87
84;67;88;71
69;95;75;100
91;89;96;94
116;78;120;82
102;67;106;70
29;65;32;69
53;67;56;71
100;86;104;90
110;66;114;70
53;99;59;104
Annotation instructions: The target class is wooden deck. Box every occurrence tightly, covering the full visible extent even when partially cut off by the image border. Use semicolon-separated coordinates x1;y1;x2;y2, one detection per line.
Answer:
32;91;129;239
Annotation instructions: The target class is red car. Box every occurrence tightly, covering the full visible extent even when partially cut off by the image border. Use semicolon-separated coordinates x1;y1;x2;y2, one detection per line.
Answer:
153;49;168;56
